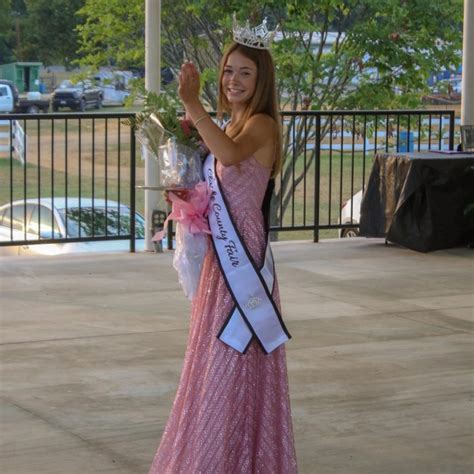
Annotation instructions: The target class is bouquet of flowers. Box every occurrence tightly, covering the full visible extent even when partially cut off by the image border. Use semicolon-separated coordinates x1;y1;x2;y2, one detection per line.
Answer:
127;87;211;300
132;88;208;189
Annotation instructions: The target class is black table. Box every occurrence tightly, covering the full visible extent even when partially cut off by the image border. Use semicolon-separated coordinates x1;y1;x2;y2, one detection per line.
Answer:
359;151;474;252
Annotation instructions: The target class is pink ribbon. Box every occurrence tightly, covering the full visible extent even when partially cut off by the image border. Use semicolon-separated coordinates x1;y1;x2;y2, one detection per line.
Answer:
152;181;211;242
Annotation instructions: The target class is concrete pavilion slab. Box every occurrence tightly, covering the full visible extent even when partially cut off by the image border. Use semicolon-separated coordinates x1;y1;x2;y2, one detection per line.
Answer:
1;238;473;473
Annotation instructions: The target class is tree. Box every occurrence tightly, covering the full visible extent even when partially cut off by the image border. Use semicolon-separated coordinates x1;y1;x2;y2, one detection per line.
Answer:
75;0;145;69
76;0;462;107
16;0;85;65
0;0;85;65
267;0;462;224
0;0;12;63
76;0;463;226
0;0;23;64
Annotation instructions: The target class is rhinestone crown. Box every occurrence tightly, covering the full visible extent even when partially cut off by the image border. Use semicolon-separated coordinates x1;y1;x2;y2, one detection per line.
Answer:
232;13;278;50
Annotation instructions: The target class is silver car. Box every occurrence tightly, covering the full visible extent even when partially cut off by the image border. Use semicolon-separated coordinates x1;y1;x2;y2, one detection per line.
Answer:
0;198;146;255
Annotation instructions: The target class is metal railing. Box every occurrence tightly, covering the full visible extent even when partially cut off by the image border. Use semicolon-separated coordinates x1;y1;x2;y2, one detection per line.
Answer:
274;109;456;240
0;112;137;252
0;109;456;252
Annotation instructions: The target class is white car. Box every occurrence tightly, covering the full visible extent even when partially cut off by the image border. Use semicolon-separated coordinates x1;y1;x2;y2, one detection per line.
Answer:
0;198;148;256
339;190;362;238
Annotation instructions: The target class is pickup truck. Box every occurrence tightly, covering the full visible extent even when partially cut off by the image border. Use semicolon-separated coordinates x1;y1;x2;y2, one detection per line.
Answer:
0;79;50;114
50;79;103;111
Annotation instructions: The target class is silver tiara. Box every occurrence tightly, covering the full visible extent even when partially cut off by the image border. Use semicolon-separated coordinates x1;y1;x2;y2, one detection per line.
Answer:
232;13;278;50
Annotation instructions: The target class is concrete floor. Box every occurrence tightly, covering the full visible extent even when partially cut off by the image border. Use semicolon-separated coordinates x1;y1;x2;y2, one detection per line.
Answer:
0;238;473;474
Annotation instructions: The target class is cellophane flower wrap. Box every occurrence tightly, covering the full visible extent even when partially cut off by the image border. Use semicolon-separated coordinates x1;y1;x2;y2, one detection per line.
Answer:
133;89;208;189
136;113;205;189
132;88;211;300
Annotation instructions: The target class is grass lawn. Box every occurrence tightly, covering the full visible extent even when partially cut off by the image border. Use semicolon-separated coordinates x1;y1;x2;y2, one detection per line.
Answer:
273;149;372;240
0;146;369;241
0;159;146;214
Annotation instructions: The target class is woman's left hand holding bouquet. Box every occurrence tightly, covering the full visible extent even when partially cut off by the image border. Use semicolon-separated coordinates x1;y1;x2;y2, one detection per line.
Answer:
164;189;190;205
154;180;211;301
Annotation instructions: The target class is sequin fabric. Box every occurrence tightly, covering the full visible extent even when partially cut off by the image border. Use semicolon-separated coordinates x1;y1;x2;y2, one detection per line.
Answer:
149;156;298;473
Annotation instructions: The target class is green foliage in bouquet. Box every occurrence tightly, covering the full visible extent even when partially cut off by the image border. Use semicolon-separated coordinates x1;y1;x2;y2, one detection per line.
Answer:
124;82;203;152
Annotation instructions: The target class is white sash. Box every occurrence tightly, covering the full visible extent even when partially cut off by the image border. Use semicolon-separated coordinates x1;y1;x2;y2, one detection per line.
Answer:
204;154;291;354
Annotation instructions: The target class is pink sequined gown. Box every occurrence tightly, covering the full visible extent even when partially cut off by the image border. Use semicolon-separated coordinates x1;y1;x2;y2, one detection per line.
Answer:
149;156;298;473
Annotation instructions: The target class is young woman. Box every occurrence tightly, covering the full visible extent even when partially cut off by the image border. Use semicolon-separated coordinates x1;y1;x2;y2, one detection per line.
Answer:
149;37;298;473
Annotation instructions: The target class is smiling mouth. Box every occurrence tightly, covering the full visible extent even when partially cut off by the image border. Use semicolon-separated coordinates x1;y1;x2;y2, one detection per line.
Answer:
228;88;244;94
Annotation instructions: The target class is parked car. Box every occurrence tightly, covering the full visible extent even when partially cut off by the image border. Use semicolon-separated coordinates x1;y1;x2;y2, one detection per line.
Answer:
0;198;146;255
0;79;50;114
339;190;362;238
51;80;103;112
93;70;132;106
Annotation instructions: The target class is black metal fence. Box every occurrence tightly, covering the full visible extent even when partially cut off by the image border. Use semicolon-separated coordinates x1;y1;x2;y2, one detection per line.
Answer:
0;112;137;254
0;109;456;253
274;109;456;241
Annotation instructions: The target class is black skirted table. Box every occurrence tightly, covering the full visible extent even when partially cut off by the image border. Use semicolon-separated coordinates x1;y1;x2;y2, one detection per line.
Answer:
359;151;474;252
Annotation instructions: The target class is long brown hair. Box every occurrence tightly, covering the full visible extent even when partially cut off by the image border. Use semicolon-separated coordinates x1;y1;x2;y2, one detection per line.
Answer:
217;42;282;177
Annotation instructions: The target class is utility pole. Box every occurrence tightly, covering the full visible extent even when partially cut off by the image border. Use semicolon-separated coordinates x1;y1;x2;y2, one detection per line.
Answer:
144;0;161;251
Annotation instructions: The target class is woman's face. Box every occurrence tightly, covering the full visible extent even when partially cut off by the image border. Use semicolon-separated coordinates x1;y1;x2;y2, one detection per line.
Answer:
222;50;258;107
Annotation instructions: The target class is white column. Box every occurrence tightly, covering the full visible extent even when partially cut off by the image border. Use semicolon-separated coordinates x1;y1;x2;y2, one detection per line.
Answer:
144;0;161;251
461;0;474;126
